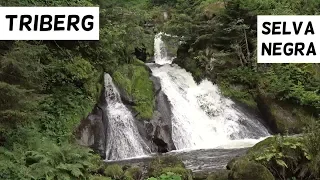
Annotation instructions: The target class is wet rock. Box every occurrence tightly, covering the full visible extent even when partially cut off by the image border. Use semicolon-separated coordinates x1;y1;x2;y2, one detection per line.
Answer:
134;74;175;153
115;85;136;107
147;90;176;152
150;76;161;95
75;88;108;159
152;136;169;153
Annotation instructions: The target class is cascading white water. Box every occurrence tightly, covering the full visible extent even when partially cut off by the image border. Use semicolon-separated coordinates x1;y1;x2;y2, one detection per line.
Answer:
150;33;270;150
154;32;174;65
104;73;150;160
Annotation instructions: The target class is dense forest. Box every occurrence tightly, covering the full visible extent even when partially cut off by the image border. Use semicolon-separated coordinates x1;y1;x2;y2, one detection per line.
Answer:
0;0;319;180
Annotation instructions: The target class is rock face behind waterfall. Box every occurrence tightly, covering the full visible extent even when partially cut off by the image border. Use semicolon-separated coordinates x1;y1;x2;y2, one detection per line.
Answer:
75;87;108;159
146;76;176;152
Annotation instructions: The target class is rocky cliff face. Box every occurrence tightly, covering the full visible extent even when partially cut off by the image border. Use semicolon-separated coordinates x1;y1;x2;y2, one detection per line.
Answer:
145;76;176;152
256;92;312;134
75;87;108;159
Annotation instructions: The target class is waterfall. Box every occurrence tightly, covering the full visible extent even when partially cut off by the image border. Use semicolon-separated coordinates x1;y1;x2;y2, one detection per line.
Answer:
150;33;270;150
104;73;150;160
154;32;174;65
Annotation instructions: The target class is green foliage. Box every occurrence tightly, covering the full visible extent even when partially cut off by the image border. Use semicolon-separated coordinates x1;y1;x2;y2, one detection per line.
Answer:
304;121;320;177
113;63;155;120
0;137;101;180
90;175;112;180
124;167;142;180
148;172;182;180
249;136;311;179
148;156;192;180
104;164;124;180
259;64;320;112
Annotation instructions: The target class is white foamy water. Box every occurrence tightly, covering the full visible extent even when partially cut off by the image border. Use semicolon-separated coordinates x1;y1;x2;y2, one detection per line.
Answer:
154;32;175;65
104;74;150;160
150;33;270;150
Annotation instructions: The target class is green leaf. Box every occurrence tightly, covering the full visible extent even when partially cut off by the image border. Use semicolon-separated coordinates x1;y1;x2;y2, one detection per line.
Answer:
276;159;288;168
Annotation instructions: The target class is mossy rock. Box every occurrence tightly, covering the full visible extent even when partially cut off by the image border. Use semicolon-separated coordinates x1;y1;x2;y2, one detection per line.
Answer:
148;156;192;180
124;167;142;180
246;137;276;155
238;136;309;179
192;171;208;180
206;170;229;180
226;156;249;171
113;63;155;120
247;135;304;157
256;91;314;134
104;164;124;179
229;159;274;180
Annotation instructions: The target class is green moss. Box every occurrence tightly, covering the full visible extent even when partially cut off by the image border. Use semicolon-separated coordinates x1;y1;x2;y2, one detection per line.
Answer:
104;164;124;179
132;59;146;66
259;94;315;134
229;159;274;180
219;82;257;110
113;64;155;120
124;167;142;180
247;136;304;156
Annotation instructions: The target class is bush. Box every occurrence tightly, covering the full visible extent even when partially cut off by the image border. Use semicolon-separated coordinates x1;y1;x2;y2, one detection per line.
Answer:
104;164;124;179
148;156;192;180
89;175;112;180
0;138;101;180
124;167;142;180
148;172;182;180
248;136;311;179
304;121;320;177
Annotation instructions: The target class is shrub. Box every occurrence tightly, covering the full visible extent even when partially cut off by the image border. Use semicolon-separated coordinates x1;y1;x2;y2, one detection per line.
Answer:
104;164;124;179
0;138;101;180
148;172;182;180
124;167;142;180
249;136;311;179
148;156;192;180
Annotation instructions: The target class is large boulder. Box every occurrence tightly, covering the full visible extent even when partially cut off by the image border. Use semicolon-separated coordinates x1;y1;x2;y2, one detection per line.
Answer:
229;136;311;180
229;159;274;180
